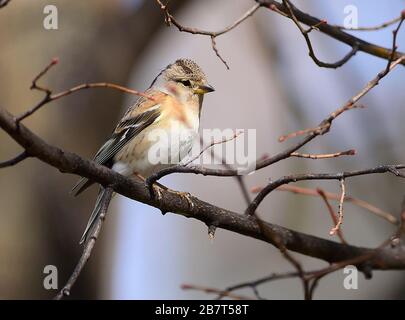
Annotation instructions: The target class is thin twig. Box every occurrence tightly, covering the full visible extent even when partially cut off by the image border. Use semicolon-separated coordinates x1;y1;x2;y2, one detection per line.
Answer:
280;55;404;143
384;15;405;75
244;54;405;216
216;245;380;300
329;179;345;236
290;149;356;160
317;188;347;244
145;131;242;193
252;212;310;299
0;151;29;169
281;0;359;69
245;164;405;216
54;187;113;300
278;126;325;143
17;59;153;122
157;1;260;37
1;4;405;300
156;0;260;68
181;284;255;300
259;0;405;66
336;16;403;31
30;57;59;94
2;107;405;273
210;36;230;69
261;184;397;224
215;241;389;300
305;236;396;286
217;271;300;300
184;131;243;167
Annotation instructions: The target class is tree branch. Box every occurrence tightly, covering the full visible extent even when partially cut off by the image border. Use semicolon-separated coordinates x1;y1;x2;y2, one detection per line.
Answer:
0;151;29;169
1;107;405;271
16;59;153;123
336;15;403;32
265;184;398;225
144;54;404;186
245;165;405;216
317;188;348;244
258;0;405;66
156;0;260;69
329;178;345;236
290;149;356;160
1;2;404;299
157;0;405;68
281;0;359;69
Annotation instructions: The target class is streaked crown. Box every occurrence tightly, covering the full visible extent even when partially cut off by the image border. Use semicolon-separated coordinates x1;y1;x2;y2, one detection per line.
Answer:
166;59;207;82
151;59;207;87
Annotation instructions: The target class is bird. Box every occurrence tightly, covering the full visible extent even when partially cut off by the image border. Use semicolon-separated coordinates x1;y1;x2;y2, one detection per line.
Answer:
71;58;214;244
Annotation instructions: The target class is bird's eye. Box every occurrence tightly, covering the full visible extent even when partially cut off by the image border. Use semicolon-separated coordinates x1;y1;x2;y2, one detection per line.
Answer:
179;80;192;87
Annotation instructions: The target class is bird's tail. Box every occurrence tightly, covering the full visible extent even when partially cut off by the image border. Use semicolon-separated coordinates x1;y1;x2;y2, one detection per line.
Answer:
80;187;108;244
71;177;94;197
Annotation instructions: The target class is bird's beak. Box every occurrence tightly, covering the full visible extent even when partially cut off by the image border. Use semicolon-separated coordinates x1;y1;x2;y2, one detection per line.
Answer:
194;84;215;95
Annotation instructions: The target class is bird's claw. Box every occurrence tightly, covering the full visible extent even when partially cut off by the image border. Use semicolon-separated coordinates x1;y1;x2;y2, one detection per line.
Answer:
154;185;163;202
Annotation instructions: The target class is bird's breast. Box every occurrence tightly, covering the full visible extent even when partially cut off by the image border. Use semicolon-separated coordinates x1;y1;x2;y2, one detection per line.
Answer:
114;108;199;177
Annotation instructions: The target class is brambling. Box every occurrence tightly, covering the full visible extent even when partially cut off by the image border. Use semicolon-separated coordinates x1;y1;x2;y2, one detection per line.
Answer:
72;59;214;243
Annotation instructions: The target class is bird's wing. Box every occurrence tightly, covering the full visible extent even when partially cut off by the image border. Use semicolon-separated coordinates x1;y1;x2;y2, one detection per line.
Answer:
71;93;164;196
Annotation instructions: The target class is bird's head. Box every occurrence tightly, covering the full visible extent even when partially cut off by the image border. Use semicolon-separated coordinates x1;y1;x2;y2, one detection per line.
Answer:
151;58;215;98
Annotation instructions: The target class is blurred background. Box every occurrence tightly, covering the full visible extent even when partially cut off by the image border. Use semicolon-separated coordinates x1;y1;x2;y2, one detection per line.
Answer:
0;0;404;299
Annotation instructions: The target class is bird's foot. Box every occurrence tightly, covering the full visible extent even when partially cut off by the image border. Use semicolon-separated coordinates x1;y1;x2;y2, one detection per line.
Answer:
137;173;162;201
153;184;163;202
